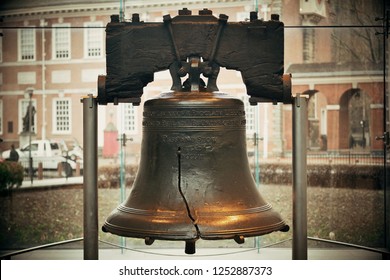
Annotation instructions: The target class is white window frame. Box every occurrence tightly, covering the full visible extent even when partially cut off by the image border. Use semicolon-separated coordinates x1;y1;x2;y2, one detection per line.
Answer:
84;21;103;58
18;98;37;133
52;23;71;60
52;98;72;134
18;28;36;61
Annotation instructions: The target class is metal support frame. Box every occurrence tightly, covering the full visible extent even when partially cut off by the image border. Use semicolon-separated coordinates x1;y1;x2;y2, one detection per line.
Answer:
82;94;99;260
292;95;308;260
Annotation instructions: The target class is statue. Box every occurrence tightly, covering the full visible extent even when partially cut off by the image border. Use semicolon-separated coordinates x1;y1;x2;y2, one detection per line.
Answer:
22;103;36;133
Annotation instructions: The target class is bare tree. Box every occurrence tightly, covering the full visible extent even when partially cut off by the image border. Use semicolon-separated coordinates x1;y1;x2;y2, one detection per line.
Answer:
329;0;383;65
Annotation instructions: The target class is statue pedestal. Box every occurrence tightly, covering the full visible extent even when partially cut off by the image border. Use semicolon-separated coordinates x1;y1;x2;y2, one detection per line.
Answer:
19;132;37;147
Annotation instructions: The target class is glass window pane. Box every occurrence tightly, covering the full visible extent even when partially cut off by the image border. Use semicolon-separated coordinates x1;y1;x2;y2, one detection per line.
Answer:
53;24;70;59
0;0;387;260
85;22;103;58
53;98;71;133
19;29;35;61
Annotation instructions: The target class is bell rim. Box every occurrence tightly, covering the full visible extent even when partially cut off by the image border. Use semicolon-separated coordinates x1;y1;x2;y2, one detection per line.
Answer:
102;220;288;241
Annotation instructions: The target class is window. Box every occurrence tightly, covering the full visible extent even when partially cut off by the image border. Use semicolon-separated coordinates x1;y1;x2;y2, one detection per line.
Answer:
19;28;35;61
53;98;71;134
123;103;138;133
22;143;38;152
50;142;60;150
53;23;71;59
84;22;103;58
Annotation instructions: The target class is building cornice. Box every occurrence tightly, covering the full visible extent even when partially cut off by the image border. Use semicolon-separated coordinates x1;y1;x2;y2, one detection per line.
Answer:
291;75;383;87
0;0;252;19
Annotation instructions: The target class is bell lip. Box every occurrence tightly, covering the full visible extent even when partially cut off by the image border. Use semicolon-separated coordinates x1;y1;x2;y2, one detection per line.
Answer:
102;218;288;242
102;222;198;240
197;221;289;240
103;205;288;241
102;221;288;241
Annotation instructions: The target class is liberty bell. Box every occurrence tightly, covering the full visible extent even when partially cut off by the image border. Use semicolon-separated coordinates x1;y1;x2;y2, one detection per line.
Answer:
99;9;291;254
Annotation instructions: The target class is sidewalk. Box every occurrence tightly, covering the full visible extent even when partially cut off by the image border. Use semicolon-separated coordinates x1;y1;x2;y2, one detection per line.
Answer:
20;176;83;189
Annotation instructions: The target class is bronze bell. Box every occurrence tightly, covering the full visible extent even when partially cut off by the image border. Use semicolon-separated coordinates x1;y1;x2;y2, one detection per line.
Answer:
102;90;289;254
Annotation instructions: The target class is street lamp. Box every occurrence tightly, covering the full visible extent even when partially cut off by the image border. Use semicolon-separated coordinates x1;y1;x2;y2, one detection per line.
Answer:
25;88;34;184
360;120;366;148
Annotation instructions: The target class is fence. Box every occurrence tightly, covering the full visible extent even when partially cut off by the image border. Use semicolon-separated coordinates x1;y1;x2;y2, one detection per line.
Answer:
19;158;82;180
248;150;385;166
305;151;384;166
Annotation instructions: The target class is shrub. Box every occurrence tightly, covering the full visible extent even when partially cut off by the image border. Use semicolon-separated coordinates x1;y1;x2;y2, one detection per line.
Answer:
98;164;138;188
253;163;384;189
0;161;24;191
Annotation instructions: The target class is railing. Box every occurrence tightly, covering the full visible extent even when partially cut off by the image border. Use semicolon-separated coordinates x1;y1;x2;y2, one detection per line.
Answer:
306;151;384;166
0;238;83;260
248;150;385;166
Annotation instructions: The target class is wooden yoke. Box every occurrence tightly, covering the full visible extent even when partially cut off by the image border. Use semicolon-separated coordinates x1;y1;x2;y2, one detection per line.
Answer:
97;8;291;105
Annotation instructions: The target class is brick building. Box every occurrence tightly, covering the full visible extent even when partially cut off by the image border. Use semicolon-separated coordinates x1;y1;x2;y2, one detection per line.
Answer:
282;0;384;154
0;0;385;159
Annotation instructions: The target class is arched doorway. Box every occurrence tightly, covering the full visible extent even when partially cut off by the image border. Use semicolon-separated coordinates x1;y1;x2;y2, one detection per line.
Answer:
340;89;371;151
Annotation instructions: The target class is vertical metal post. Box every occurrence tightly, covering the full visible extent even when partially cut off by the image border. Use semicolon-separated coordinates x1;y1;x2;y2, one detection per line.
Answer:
119;133;126;253
292;95;308;260
254;131;260;252
119;0;125;22
82;94;99;260
27;90;33;184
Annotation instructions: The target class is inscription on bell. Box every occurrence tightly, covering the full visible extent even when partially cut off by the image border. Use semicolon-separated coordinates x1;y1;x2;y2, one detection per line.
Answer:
161;135;218;144
161;134;216;160
143;109;245;118
143;118;246;128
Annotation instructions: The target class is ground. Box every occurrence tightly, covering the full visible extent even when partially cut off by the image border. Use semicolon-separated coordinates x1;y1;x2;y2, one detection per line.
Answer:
0;184;385;250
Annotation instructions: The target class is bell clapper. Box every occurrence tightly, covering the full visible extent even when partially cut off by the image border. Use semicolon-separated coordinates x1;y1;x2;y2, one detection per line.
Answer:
234;235;245;244
280;225;290;232
185;240;197;255
144;237;155;246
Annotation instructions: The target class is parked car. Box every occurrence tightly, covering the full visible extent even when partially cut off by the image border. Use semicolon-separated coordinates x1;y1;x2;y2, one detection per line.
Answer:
2;139;82;177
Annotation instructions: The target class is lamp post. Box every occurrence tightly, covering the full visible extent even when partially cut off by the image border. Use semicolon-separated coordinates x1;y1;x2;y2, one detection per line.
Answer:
360;120;366;148
25;88;34;184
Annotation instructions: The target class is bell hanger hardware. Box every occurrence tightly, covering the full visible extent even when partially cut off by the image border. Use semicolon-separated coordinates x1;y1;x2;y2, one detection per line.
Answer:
99;8;291;254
